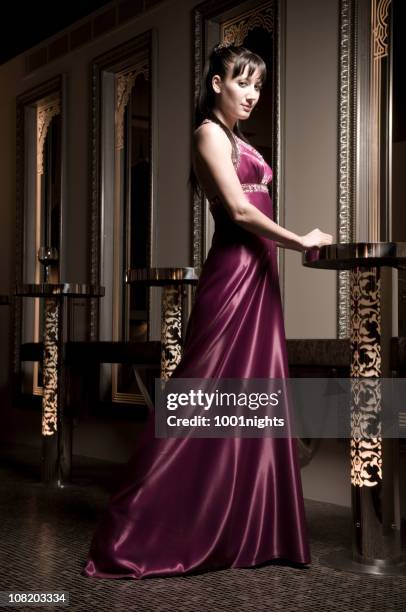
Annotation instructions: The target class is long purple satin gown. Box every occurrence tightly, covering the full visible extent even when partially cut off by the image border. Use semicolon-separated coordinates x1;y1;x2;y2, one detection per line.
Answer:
82;124;311;580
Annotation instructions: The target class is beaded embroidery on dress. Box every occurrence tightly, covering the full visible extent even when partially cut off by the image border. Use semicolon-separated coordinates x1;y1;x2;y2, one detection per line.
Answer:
202;120;273;207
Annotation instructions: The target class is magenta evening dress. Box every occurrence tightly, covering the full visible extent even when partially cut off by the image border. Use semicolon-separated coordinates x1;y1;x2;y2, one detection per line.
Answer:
81;124;311;580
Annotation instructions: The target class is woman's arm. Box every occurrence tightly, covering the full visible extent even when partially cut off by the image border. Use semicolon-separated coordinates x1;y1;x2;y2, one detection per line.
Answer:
194;123;332;252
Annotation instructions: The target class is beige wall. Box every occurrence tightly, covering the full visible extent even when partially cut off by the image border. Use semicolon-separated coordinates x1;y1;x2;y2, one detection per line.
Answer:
0;0;348;506
0;0;339;337
284;0;338;338
11;0;196;279
0;57;24;413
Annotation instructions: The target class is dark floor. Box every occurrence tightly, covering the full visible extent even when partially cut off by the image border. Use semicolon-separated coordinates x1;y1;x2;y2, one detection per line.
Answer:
0;444;405;612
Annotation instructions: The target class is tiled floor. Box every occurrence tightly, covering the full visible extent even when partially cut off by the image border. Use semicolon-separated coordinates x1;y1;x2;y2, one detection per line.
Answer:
0;444;405;612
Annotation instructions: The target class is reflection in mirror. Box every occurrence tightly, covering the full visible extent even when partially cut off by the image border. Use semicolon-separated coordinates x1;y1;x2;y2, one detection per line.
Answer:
193;0;281;270
34;98;62;394
40;113;62;264
115;67;151;401
126;73;150;344
91;33;153;407
15;80;63;401
221;11;274;171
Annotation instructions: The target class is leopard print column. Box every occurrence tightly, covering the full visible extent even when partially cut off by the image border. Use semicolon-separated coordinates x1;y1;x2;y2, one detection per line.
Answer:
42;297;61;436
161;286;182;381
350;267;382;488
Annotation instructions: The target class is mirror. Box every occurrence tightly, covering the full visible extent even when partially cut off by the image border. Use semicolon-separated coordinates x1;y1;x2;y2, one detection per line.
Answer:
91;32;153;406
193;0;280;269
15;79;63;400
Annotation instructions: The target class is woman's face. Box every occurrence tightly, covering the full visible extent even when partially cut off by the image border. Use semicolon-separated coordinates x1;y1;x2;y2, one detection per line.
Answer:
212;63;262;122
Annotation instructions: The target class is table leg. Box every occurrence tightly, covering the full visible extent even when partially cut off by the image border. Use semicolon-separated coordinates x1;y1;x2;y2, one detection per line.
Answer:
41;297;71;486
160;285;182;380
322;266;405;574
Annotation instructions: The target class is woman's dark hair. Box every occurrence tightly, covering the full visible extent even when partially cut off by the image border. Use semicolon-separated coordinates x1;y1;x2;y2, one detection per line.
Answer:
189;43;267;198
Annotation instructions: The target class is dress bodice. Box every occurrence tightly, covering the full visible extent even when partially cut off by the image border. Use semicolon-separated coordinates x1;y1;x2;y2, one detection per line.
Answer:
200;121;274;245
232;133;273;189
199;120;273;207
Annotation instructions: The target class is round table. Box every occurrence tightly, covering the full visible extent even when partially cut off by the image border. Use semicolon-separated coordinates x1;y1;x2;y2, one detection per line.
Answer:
125;268;199;380
15;283;105;487
304;242;406;575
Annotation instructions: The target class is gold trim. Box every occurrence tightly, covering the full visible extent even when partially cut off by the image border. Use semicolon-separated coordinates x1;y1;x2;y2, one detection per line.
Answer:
112;59;150;406
33;94;61;396
369;0;391;241
115;62;149;151
220;1;274;44
37;97;61;175
372;0;390;59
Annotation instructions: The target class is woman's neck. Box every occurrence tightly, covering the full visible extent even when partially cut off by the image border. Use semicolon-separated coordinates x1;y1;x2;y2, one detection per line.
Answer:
212;109;236;131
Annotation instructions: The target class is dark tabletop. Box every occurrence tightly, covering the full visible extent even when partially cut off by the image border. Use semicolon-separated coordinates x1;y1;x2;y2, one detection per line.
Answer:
126;267;199;286
303;242;406;270
15;283;105;298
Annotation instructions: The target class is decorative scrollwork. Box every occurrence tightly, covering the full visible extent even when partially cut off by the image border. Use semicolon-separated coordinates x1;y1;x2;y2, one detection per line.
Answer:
350;268;381;377
337;0;355;338
372;0;391;59
351;436;382;486
42;298;60;436
351;378;382;436
37;98;61;175
350;269;382;487
161;287;183;381
221;1;274;45
115;61;149;150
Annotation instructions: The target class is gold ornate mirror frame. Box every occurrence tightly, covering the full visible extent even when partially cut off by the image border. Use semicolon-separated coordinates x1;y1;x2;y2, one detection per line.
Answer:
192;0;284;274
90;31;155;406
15;76;64;400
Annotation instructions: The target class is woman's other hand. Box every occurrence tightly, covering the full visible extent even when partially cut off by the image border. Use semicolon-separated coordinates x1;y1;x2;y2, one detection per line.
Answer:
300;229;334;251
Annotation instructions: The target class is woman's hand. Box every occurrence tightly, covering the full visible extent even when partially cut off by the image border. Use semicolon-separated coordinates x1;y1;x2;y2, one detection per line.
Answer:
299;229;333;251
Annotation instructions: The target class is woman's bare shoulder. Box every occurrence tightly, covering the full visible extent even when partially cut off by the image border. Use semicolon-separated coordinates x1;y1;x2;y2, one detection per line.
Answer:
193;121;231;152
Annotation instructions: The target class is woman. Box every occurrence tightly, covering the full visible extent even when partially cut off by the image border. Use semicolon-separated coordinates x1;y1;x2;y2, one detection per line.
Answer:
81;44;333;580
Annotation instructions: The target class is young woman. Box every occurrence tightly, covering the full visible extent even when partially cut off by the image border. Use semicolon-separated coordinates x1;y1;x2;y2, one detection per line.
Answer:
81;44;333;580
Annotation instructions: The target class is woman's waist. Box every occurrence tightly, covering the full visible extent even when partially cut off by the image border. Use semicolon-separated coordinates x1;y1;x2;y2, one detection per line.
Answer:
240;182;270;194
210;224;275;252
210;194;273;224
208;183;270;209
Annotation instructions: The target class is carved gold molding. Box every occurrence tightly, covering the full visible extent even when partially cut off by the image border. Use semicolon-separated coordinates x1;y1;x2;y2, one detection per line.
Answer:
34;94;61;396
369;0;391;241
115;62;149;150
37;97;61;175
372;0;390;59
113;59;150;404
337;0;355;338
220;0;274;44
